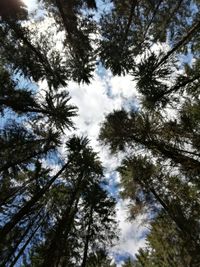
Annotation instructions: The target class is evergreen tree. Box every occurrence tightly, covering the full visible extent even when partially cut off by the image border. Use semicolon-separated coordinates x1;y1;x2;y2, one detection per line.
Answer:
132;213;192;266
1;0;200;265
40;0;97;83
99;0;195;75
85;249;116;267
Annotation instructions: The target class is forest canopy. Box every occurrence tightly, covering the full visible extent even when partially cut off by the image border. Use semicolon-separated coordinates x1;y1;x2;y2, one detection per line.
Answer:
0;0;200;266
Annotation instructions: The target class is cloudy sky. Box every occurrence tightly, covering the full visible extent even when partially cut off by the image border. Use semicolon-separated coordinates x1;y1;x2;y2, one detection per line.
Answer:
22;1;148;265
66;70;147;264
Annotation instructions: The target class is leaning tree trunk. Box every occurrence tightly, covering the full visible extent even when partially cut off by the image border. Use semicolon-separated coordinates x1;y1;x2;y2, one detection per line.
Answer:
155;19;200;69
3;20;66;87
0;161;70;245
9;215;46;267
81;206;93;267
132;135;200;178
1;208;43;266
148;186;200;259
42;171;86;267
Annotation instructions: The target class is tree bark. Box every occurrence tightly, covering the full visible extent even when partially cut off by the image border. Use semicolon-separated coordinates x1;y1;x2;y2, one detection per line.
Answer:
0;144;55;173
1;208;43;266
149;186;200;259
132;135;200;177
153;74;200;103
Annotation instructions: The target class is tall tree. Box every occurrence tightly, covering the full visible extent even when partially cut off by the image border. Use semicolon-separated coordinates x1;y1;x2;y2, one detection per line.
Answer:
40;0;97;83
131;213;193;266
99;0;194;75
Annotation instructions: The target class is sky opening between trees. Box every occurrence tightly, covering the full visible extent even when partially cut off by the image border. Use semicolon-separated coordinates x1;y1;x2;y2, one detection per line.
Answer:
0;0;200;266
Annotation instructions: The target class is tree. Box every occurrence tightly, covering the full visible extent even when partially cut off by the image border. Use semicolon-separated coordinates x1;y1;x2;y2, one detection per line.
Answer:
0;21;68;88
99;0;194;75
40;0;97;83
39;138;116;267
2;0;200;265
80;183;117;267
0;66;77;130
0;136;117;266
99;98;200;263
0;123;61;175
99;109;200;178
22;138;117;267
121;258;136;267
85;249;116;267
132;213;192;267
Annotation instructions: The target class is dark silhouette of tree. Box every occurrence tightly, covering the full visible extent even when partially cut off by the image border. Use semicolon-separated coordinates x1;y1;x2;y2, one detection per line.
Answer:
131;213;194;266
41;0;97;83
99;0;194;75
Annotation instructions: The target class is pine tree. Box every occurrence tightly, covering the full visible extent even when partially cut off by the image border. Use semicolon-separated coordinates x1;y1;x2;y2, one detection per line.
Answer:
40;0;97;83
132;213;193;266
99;0;194;75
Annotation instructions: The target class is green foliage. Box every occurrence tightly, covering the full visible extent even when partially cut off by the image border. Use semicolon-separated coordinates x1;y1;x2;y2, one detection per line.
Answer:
86;249;116;267
1;0;200;265
132;213;193;266
99;0;193;75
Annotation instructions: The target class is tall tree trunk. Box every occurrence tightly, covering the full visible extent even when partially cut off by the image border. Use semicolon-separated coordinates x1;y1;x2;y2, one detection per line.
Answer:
0;144;55;173
152;74;200;103
9;215;46;267
0;171;44;208
133;135;200;177
149;187;200;260
42;171;86;267
155;19;200;69
0;161;70;244
154;0;184;42
54;0;91;58
55;0;76;42
81;206;93;267
122;0;138;46
4;20;66;86
142;0;163;41
1;208;43;265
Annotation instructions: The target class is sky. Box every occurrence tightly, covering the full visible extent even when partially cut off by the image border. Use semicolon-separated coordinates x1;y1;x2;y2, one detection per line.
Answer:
65;70;147;265
22;0;37;12
37;66;148;266
19;1;148;265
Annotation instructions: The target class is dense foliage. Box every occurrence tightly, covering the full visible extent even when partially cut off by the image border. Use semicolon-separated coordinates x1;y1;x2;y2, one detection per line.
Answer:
0;0;200;266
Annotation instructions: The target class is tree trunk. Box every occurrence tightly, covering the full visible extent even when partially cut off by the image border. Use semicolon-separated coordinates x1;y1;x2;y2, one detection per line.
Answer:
1;208;43;265
0;161;70;244
149;186;200;259
153;74;200;103
81;206;93;267
4;20;66;86
133;135;200;177
122;0;138;46
0;144;55;173
9;215;45;267
142;0;163;40
42;171;86;267
155;19;200;69
154;0;184;42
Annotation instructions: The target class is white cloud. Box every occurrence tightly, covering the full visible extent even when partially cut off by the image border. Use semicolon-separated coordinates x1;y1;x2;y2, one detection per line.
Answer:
23;0;37;12
113;199;147;265
60;69;147;262
25;11;147;262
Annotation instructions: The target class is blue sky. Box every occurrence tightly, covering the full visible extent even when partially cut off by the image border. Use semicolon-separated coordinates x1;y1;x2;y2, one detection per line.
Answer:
12;1;148;265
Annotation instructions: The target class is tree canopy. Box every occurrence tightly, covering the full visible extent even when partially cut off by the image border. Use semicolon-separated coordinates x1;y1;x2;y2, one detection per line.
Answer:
1;0;200;266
